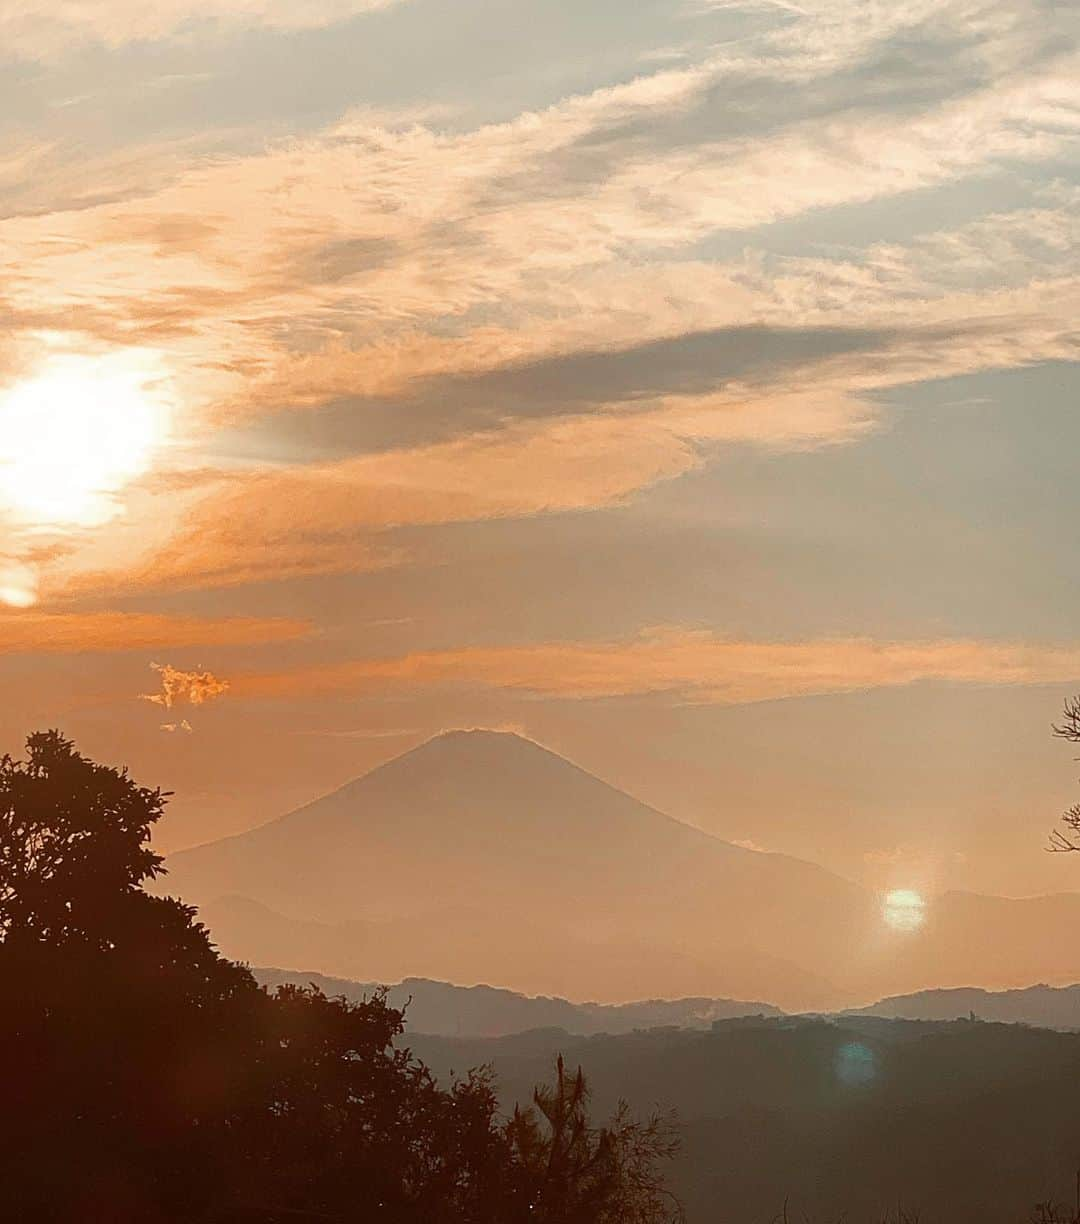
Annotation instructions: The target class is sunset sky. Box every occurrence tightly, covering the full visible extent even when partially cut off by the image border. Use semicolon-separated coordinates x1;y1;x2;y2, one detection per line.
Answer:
2;0;1079;898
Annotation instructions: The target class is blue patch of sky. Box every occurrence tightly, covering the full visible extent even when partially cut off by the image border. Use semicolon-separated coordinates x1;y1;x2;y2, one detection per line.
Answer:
620;360;1080;640
0;0;774;156
678;169;1071;264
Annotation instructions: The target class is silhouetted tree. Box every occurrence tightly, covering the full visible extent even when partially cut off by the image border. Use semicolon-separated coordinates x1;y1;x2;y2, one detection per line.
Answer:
1034;1196;1080;1224
227;984;517;1223
0;731;681;1223
0;732;259;1220
506;1054;683;1224
1;728;166;941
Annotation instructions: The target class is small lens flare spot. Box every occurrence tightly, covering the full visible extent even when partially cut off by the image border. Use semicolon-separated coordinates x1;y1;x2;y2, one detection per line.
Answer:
835;1041;876;1087
883;888;927;932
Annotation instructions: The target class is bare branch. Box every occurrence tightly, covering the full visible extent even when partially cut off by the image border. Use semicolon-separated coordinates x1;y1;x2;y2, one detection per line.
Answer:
1049;803;1080;853
1053;696;1080;744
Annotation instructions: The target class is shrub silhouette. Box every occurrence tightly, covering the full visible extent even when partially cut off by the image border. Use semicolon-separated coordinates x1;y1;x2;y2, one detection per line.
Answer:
0;731;680;1223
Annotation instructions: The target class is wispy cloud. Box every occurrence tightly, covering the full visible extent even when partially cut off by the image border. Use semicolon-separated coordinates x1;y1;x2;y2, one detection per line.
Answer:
2;0;1076;599
295;726;419;740
229;629;1080;707
1;0;407;59
0;611;308;653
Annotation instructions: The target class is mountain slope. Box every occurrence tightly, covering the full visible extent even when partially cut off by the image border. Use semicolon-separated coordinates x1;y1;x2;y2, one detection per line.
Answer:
165;730;865;1008
163;729;1080;1009
168;729;855;924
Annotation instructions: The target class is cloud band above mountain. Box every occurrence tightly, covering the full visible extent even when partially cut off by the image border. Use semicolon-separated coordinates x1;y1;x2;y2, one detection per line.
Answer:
230;630;1080;707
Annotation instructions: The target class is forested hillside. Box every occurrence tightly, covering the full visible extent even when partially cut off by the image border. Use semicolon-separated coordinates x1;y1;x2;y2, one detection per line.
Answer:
411;1016;1080;1223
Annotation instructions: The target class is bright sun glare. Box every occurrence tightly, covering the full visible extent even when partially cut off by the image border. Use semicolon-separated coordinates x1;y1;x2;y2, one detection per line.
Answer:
0;352;168;606
883;888;927;932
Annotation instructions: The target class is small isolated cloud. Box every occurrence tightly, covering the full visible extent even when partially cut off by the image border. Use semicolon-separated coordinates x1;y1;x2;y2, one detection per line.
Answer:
142;662;229;709
160;719;194;734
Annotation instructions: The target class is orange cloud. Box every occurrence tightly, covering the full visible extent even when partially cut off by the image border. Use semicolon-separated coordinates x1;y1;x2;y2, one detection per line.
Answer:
3;4;1076;601
4;34;1075;438
0;611;308;654
52;413;698;595
143;662;230;709
229;629;1080;707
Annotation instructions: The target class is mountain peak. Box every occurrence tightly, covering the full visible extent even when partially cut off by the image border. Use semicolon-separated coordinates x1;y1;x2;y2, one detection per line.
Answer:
161;723;875;1009
381;725;586;782
426;727;540;749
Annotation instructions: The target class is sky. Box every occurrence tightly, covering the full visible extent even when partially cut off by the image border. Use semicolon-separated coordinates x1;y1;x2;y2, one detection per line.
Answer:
0;0;1078;898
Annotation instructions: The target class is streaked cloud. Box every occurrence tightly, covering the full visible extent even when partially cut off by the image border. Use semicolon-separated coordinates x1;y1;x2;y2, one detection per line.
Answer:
50;378;884;597
1;0;406;59
0;611;308;654
230;629;1080;707
1;0;1075;600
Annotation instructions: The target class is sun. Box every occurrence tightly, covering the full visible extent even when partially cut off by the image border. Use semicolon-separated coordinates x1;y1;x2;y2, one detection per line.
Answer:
0;562;38;608
883;888;927;932
0;351;169;533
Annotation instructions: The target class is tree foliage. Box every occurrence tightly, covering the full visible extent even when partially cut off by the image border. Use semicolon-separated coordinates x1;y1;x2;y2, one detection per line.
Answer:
0;729;167;944
506;1054;683;1224
0;731;681;1223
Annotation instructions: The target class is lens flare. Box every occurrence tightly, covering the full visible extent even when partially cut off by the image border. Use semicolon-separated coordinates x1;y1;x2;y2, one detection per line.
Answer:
835;1041;876;1086
883;888;927;932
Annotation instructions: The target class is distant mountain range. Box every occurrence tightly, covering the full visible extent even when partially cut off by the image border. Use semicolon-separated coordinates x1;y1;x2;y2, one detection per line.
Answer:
253;968;1080;1036
254;968;782;1036
847;982;1080;1028
163;729;1080;1011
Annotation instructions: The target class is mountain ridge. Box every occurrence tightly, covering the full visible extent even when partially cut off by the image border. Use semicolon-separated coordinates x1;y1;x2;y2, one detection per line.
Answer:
252;965;784;1037
247;964;1080;1036
846;980;1080;1028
